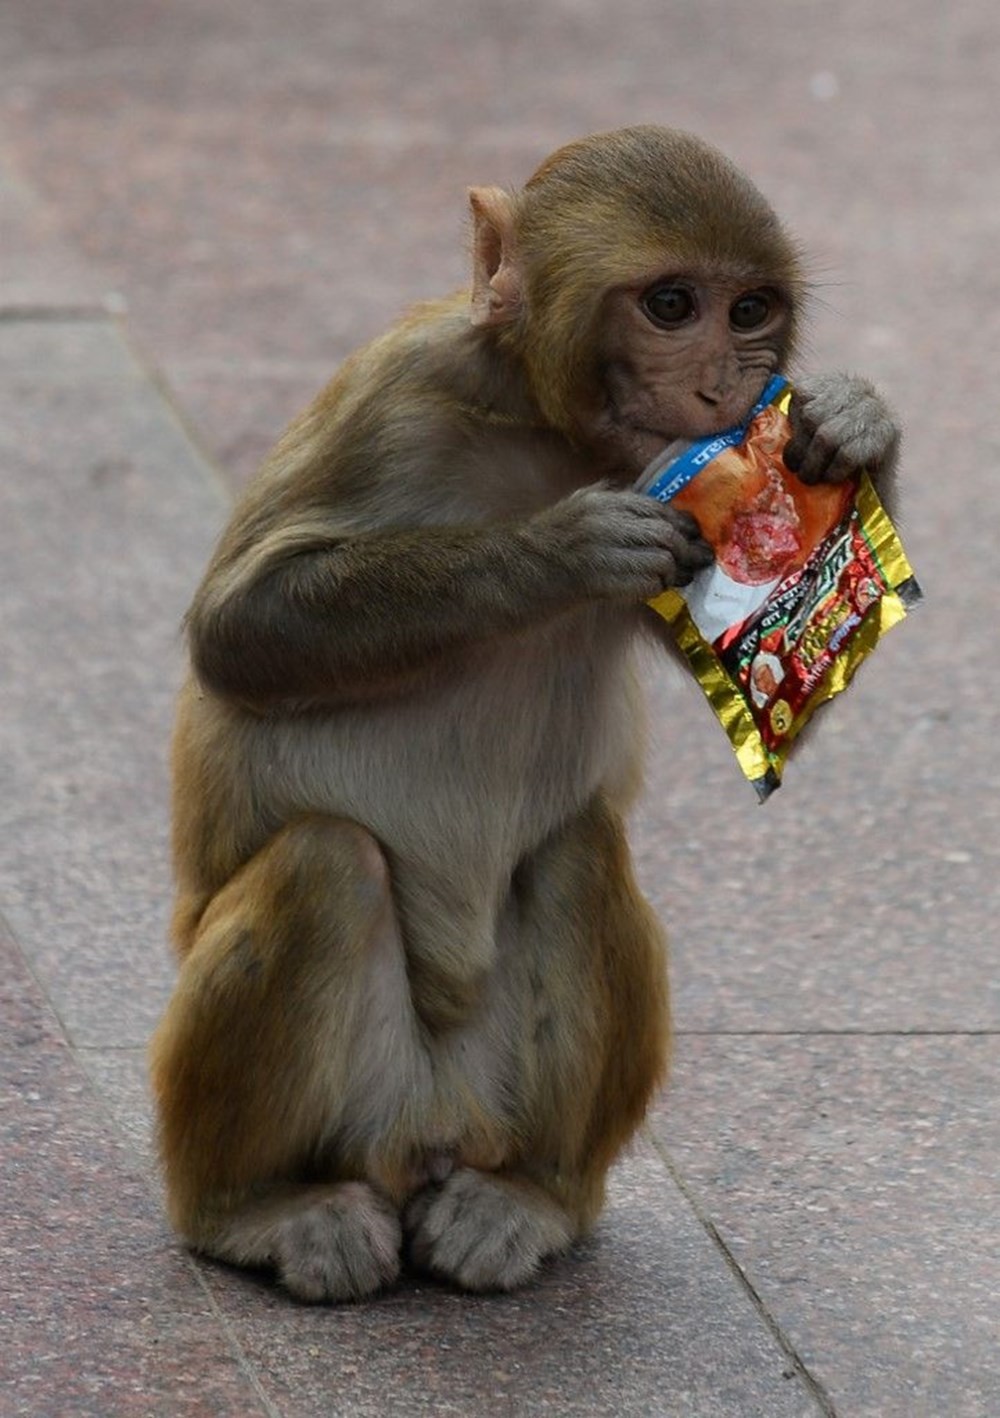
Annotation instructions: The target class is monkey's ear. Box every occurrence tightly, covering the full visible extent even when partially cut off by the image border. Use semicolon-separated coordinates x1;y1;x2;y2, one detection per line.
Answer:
468;186;523;328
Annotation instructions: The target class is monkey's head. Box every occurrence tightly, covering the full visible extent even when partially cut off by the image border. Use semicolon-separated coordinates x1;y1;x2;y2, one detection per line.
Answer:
470;126;805;473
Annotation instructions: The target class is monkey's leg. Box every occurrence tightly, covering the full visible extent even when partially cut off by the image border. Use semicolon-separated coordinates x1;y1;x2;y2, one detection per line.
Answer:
406;796;669;1291
150;815;427;1303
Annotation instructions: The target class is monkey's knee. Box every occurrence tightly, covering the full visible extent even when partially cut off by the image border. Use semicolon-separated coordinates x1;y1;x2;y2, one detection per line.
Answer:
223;813;392;946
151;815;402;1233
508;799;669;1215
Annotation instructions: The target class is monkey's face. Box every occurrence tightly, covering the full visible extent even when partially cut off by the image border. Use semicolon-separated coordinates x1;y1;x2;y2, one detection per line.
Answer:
592;270;793;473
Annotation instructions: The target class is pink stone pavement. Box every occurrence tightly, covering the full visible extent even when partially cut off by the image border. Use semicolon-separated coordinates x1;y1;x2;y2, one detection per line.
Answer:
1;3;997;1414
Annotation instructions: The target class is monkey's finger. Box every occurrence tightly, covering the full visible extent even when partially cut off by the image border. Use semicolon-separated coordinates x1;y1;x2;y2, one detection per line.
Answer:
647;506;714;563
618;494;699;528
661;550;712;589
785;423;840;485
664;508;706;538
824;445;865;484
782;391;814;473
673;533;715;568
634;549;692;592
652;518;714;567
782;432;807;473
784;393;841;478
614;510;711;561
599;547;692;598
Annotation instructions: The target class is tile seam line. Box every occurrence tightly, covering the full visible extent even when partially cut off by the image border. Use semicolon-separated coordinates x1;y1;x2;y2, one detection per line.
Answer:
0;905;77;1052
673;1028;998;1037
0;303;234;501
644;1123;838;1418
113;316;237;503
0;306;117;322
183;1258;285;1418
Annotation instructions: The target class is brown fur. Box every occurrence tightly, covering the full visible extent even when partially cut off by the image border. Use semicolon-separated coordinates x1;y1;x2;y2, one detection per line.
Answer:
150;126;899;1301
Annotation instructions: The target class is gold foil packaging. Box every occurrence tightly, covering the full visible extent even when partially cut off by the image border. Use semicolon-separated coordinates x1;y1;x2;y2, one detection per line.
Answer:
639;375;921;800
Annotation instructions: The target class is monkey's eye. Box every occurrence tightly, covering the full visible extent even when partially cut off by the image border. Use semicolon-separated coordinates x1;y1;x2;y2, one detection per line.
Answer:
729;291;774;331
642;284;697;329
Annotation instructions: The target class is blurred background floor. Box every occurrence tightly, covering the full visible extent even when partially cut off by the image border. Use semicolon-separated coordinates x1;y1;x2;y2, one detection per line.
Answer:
1;3;997;1414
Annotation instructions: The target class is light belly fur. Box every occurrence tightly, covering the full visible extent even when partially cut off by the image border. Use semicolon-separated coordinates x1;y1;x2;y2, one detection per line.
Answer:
259;605;644;876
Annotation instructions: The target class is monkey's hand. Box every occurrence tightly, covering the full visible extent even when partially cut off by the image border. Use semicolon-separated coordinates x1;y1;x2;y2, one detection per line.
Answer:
785;373;900;510
535;487;714;603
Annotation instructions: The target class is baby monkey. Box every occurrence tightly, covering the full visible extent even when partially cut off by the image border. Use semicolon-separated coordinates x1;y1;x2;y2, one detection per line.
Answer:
151;126;899;1300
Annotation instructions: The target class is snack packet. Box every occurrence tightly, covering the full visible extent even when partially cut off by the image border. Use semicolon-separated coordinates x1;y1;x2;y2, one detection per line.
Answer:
639;374;921;800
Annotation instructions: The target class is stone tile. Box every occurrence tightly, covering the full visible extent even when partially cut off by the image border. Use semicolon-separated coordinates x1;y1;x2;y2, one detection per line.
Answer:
652;1035;1000;1418
193;1139;821;1418
0;920;272;1417
0;320;227;1047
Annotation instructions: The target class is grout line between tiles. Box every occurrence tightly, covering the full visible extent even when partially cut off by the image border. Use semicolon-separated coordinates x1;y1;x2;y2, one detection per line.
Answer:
673;1028;997;1038
0;304;118;322
114;316;240;504
645;1123;839;1418
183;1259;286;1418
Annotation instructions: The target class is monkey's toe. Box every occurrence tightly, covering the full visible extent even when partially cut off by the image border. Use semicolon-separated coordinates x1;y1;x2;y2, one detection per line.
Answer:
404;1167;573;1292
272;1182;402;1303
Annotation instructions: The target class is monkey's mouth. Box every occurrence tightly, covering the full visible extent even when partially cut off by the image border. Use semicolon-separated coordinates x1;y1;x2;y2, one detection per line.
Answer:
627;419;677;447
614;398;749;447
601;386;755;469
614;421;681;475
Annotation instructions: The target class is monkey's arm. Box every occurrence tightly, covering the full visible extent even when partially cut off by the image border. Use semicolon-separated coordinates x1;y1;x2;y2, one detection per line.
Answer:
785;373;900;516
187;488;711;707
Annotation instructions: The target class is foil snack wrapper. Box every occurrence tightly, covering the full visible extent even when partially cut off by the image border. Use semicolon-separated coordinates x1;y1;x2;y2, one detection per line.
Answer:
639;374;922;800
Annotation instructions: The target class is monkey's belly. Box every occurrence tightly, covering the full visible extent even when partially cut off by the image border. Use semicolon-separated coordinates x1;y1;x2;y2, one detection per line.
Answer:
262;606;642;875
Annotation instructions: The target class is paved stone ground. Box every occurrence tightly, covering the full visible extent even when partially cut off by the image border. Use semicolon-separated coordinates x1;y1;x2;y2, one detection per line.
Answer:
1;3;997;1415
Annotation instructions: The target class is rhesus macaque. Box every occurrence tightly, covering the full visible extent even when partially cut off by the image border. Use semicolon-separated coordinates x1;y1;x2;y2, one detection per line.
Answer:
150;126;899;1301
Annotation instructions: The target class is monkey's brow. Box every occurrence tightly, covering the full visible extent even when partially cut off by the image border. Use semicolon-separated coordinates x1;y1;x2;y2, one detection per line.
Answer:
623;265;787;293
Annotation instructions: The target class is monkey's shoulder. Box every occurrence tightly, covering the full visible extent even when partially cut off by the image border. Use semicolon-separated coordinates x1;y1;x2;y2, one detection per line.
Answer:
247;306;582;528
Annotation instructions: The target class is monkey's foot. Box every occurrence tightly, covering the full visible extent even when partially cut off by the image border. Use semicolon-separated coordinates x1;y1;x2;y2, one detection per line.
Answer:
404;1167;573;1292
270;1182;402;1303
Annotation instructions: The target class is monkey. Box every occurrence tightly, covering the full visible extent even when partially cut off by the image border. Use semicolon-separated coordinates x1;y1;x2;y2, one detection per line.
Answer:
149;126;900;1302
